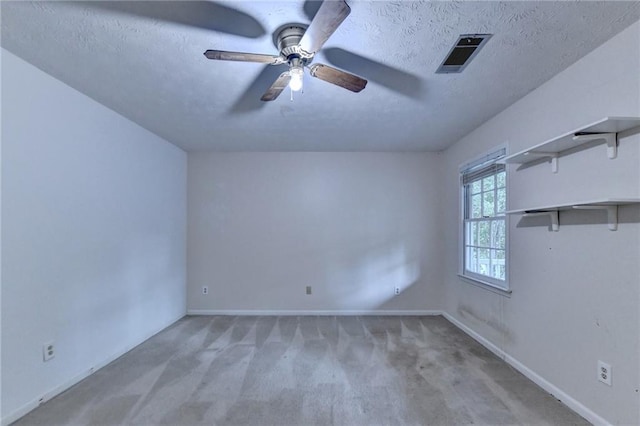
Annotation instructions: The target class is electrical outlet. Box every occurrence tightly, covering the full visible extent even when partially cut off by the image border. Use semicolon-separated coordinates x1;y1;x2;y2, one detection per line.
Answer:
43;342;55;362
598;360;612;386
306;286;312;295
394;287;400;295
202;286;208;295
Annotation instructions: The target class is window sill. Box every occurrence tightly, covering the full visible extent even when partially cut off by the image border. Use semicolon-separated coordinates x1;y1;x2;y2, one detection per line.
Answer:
457;274;512;297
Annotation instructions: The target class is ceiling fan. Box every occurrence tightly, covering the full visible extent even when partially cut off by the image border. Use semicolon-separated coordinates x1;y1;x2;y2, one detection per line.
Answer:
203;0;367;101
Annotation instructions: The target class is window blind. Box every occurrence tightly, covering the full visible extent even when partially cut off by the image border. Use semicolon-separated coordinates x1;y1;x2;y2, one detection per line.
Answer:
462;163;505;185
460;147;506;186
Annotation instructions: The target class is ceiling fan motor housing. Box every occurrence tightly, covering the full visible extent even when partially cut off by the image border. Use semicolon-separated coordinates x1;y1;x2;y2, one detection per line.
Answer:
274;24;313;63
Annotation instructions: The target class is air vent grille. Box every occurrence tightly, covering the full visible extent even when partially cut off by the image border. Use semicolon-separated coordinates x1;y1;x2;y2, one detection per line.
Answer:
436;34;492;74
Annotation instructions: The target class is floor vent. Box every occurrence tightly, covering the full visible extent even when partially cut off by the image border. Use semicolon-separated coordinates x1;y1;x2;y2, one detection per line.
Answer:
436;34;492;74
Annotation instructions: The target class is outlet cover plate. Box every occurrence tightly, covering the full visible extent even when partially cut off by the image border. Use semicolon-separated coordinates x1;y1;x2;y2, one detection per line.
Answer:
43;342;55;362
598;360;612;386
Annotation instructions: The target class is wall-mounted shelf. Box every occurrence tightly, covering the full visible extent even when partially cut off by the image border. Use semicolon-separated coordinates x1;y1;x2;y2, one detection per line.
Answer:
498;117;640;173
506;198;640;231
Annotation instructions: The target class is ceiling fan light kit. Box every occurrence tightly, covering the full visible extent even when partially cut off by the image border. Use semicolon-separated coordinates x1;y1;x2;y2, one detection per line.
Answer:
203;0;367;102
288;62;304;92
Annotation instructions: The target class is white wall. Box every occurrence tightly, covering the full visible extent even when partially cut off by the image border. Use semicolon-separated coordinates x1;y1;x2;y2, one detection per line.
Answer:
442;21;640;425
0;44;3;424
1;49;187;423
188;152;443;314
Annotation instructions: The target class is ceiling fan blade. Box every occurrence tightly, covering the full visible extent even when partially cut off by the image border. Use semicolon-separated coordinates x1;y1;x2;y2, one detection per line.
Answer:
299;0;350;54
309;64;367;93
204;50;284;65
323;48;425;99
261;72;292;101
84;1;265;38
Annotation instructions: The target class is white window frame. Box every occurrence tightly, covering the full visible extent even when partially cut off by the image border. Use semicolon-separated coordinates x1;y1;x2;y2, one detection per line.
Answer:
459;147;510;293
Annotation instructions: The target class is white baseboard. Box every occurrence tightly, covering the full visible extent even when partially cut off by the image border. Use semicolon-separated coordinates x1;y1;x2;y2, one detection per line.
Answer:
187;309;443;316
441;312;506;361
441;312;610;426
1;312;186;426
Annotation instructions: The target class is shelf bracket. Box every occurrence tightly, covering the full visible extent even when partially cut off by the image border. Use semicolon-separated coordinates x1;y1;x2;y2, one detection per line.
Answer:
572;132;618;159
522;151;559;173
523;210;559;231
573;205;619;231
549;153;558;173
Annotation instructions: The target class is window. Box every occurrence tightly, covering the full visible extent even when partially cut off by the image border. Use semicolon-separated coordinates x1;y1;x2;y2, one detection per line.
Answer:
461;149;508;289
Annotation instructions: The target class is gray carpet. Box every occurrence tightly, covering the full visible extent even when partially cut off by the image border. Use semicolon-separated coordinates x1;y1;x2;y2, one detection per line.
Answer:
15;315;588;425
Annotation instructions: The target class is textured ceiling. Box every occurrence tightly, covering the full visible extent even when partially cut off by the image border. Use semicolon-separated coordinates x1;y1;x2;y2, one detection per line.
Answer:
2;1;640;152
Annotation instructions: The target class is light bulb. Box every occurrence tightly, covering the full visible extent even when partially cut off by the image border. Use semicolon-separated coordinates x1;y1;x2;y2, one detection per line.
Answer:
289;66;304;92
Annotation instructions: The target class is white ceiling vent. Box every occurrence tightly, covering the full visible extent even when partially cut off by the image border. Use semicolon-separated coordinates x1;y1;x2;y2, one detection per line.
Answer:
436;34;492;74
